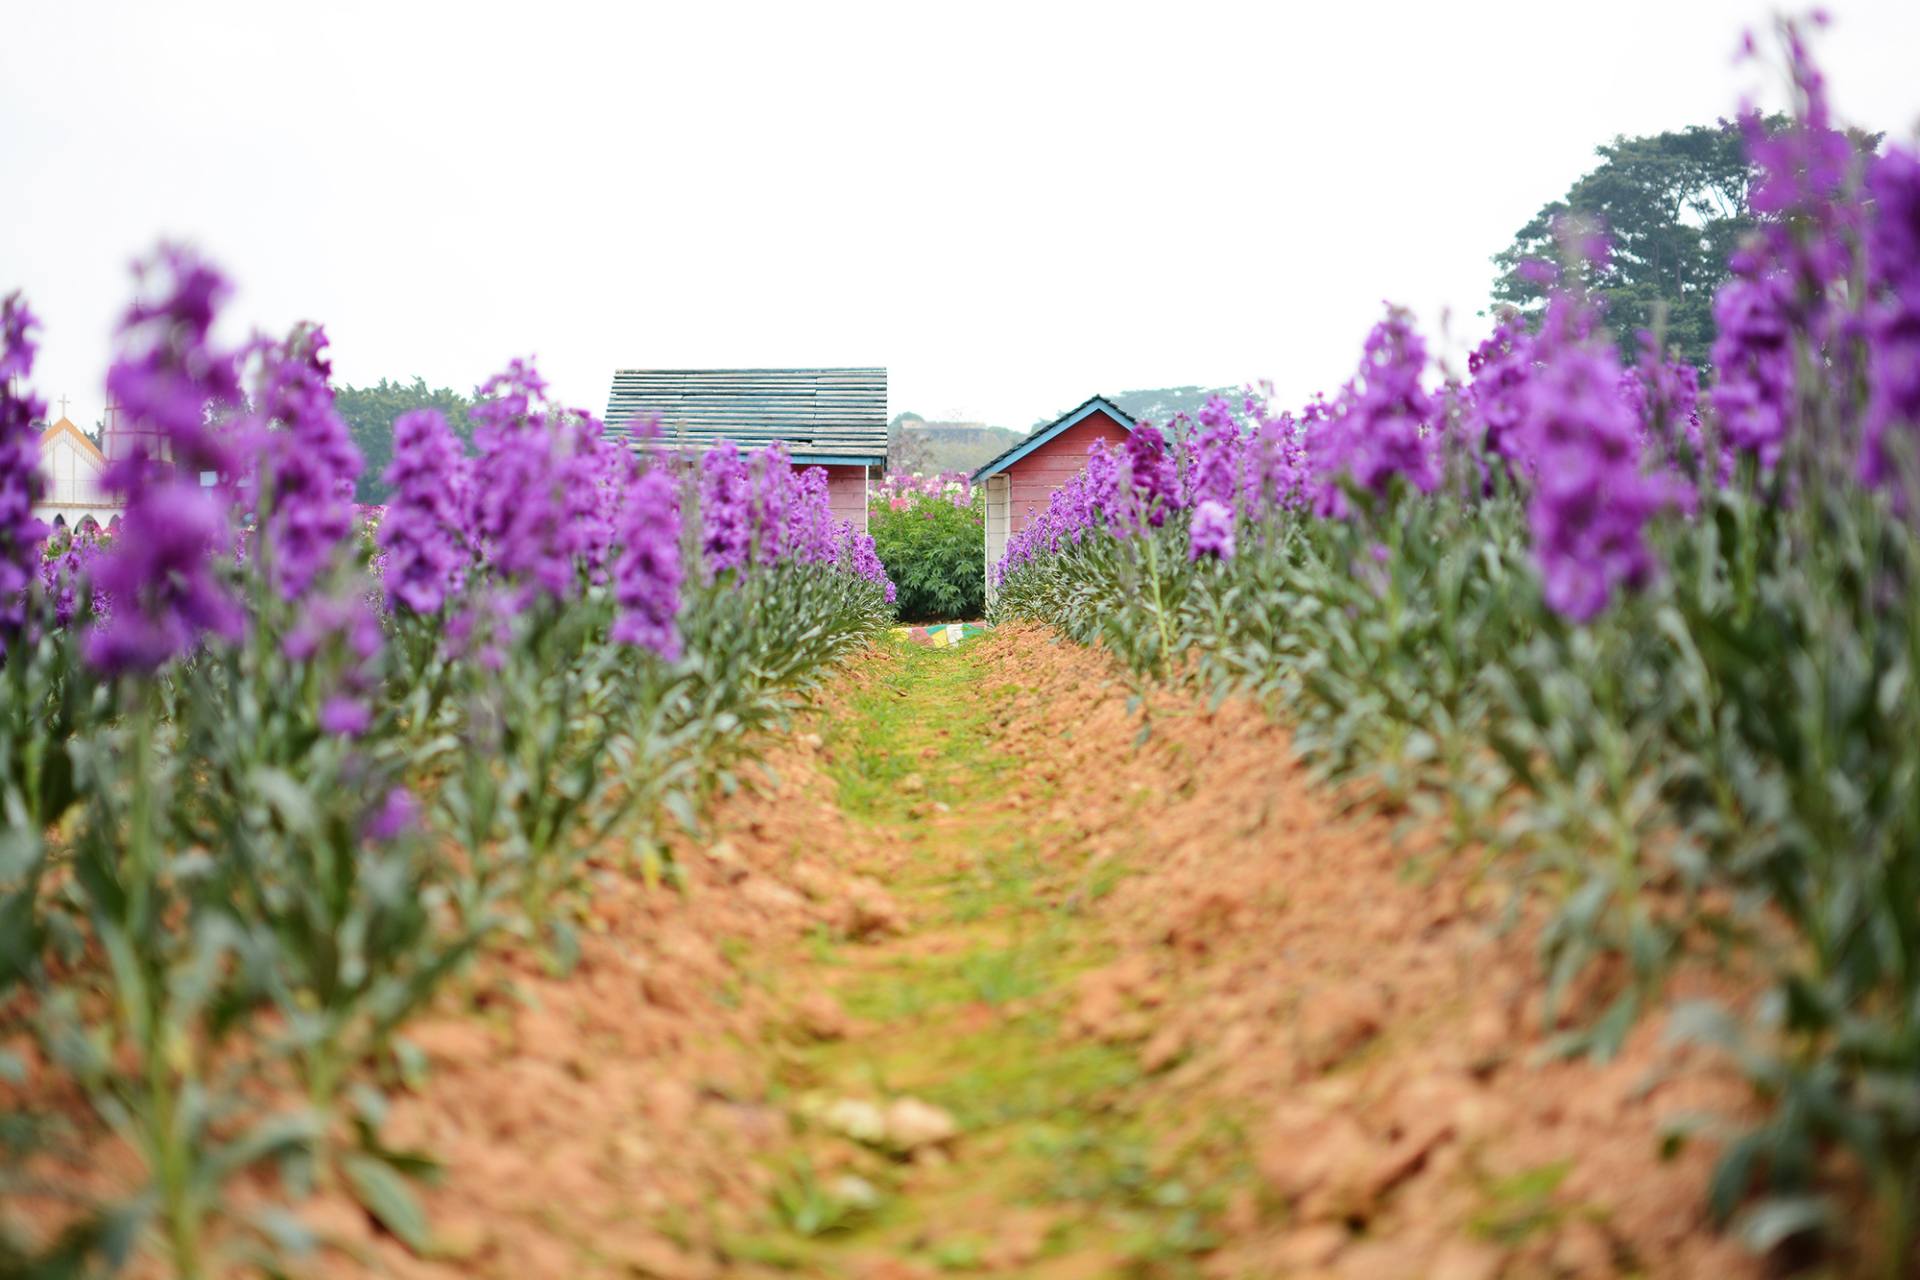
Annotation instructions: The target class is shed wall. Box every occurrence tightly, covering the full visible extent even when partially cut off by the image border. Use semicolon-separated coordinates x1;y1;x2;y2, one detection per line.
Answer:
1007;411;1132;533
984;473;1011;599
823;464;869;531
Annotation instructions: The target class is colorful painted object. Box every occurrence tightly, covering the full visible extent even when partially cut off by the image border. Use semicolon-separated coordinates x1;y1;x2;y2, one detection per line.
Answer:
889;621;989;648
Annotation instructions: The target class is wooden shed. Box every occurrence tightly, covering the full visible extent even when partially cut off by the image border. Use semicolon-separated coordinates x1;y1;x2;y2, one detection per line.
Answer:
603;367;887;528
973;395;1136;596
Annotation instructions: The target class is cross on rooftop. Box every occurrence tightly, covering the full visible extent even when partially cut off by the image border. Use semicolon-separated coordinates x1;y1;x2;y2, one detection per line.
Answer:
58;394;69;418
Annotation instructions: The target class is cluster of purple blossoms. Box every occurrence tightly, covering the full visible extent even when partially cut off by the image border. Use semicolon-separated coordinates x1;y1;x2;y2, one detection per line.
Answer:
1188;499;1235;561
1466;316;1535;469
1625;330;1726;488
86;479;245;675
787;467;838;564
1508;296;1682;622
751;444;795;564
1861;146;1920;495
378;409;468;614
1189;396;1244;508
1123;423;1179;529
699;442;752;576
1243;407;1308;514
556;410;622;585
247;325;364;600
103;246;244;482
1;293;49;641
1309;306;1438;518
39;527;111;628
835;520;895;603
86;250;245;676
610;466;684;660
1710;272;1796;469
284;592;384;737
464;361;577;611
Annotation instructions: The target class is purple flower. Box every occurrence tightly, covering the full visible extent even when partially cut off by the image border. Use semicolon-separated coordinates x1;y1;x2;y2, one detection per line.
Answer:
787;466;837;564
1709;273;1796;469
1241;408;1306;516
84;478;243;675
1188;499;1236;561
378;409;469;614
1189;398;1243;508
751;444;795;565
1862;146;1920;495
40;528;108;628
247;325;364;599
364;787;419;843
1466;316;1535;469
1519;296;1680;622
102;246;243;484
835;521;893;600
610;466;684;660
1310;307;1439;519
556;410;620;583
1;293;49;640
1625;331;1724;489
464;360;574;610
318;695;371;738
699;442;751;575
1123;424;1179;527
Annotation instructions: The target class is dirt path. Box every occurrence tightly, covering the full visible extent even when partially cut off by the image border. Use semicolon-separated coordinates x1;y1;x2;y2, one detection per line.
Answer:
303;624;1768;1279
724;634;1251;1277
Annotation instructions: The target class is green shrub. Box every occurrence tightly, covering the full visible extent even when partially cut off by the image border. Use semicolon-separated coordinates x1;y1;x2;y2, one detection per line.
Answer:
870;483;984;621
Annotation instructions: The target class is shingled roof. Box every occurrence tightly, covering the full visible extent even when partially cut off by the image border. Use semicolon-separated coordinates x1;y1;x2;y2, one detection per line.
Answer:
604;367;887;465
970;394;1136;483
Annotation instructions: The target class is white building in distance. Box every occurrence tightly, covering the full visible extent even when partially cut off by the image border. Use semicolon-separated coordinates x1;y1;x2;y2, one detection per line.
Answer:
34;414;116;531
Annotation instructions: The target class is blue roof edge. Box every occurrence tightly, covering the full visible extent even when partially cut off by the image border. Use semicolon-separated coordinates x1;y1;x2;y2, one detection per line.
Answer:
970;395;1137;484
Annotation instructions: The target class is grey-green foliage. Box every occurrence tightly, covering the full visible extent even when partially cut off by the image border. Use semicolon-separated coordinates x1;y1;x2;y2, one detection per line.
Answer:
0;528;890;1279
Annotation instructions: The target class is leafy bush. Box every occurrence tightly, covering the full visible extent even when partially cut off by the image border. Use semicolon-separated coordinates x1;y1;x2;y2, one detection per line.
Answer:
870;475;984;621
995;21;1920;1272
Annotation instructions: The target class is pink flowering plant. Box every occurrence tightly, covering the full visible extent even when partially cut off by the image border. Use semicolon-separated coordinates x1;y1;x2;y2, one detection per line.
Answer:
869;471;982;620
994;20;1920;1269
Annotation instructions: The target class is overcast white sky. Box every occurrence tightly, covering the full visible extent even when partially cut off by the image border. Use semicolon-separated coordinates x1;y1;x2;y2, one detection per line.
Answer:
4;1;1919;433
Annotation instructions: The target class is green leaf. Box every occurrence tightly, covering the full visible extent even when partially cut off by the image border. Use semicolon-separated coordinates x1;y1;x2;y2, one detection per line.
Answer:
343;1152;433;1253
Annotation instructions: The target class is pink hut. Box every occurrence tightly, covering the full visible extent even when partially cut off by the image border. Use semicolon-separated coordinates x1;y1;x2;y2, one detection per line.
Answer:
603;368;886;528
974;395;1136;594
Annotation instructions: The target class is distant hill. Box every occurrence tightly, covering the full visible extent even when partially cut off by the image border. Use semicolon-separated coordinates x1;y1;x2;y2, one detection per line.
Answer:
1107;384;1246;426
888;383;1251;477
889;413;1025;475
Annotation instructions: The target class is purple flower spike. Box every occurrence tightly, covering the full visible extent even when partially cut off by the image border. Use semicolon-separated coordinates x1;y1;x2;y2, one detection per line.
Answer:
610;466;684;660
103;246;243;484
1188;499;1236;561
699;442;751;576
249;325;364;599
1862;146;1920;496
85;478;243;675
318;695;371;738
364;787;419;843
1310;306;1438;518
1124;425;1179;526
788;466;836;564
1519;295;1681;623
1;293;49;641
379;409;469;614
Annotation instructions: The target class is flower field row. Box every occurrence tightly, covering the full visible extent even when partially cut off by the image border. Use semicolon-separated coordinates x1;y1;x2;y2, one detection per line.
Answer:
0;254;893;1275
993;22;1919;1270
